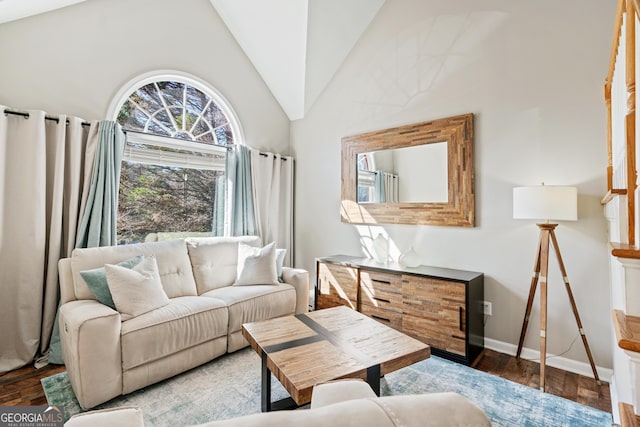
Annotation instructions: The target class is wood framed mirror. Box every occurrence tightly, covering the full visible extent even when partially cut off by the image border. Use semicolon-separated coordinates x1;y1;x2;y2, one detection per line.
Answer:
341;113;475;227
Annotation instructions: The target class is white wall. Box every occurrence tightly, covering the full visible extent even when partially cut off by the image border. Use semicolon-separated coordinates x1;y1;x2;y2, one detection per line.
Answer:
0;0;290;153
292;0;616;370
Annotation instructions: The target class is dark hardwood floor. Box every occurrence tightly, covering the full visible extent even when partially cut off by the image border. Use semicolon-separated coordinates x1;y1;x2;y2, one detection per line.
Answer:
0;349;611;414
0;363;65;406
473;349;611;413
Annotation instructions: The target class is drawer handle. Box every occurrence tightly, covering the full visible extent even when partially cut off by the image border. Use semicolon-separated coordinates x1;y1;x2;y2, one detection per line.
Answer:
371;314;391;323
373;297;390;303
372;279;391;285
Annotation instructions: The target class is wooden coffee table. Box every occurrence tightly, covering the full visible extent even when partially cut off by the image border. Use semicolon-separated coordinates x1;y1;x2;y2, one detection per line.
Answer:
241;306;430;412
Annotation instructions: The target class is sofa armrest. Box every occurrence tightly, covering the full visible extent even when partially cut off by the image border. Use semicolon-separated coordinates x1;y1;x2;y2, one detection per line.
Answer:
195;393;490;427
311;379;377;409
281;267;309;314
64;406;144;427
370;393;491;426
59;300;123;409
58;258;75;304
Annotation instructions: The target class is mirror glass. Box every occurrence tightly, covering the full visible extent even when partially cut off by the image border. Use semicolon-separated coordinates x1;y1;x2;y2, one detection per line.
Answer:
357;142;448;204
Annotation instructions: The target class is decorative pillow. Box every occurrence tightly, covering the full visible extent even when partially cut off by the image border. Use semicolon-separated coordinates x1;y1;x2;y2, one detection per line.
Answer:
105;255;170;321
235;242;279;286
186;236;262;293
79;255;144;309
276;248;286;283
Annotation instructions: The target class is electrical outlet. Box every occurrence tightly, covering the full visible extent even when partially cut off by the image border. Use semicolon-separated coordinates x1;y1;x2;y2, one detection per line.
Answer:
481;301;492;316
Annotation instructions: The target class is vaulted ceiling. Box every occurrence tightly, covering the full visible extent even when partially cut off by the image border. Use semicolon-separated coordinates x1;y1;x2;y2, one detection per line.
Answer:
0;0;386;120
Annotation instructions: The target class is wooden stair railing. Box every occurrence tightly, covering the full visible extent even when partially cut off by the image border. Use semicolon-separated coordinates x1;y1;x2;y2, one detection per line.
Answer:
604;0;638;247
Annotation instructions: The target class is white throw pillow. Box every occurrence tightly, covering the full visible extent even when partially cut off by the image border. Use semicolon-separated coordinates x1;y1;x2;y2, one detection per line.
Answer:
235;242;279;286
105;255;170;321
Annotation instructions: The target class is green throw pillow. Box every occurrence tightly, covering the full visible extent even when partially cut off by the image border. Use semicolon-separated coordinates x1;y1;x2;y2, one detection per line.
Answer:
80;255;144;309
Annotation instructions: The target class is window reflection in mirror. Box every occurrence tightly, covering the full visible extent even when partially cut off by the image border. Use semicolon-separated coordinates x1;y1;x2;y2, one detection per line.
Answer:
357;142;448;204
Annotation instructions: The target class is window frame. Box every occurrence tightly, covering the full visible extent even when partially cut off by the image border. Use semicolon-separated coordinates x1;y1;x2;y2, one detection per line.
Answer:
107;70;245;146
109;71;242;242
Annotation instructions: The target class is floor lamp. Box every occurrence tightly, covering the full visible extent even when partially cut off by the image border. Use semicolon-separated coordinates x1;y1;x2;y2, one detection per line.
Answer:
513;185;600;392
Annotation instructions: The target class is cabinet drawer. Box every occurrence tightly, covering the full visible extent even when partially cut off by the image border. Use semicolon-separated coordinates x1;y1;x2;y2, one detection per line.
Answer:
360;304;403;331
402;275;466;356
360;270;402;312
403;314;466;356
317;262;358;310
402;275;465;315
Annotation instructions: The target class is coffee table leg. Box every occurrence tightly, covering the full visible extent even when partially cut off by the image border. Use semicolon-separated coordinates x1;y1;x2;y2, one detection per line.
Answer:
367;364;381;396
261;351;272;412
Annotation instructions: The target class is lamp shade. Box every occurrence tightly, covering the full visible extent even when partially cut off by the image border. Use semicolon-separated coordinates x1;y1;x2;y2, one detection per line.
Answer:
513;186;577;221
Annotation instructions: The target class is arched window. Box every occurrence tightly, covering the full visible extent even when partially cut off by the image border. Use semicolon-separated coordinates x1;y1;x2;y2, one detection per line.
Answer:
110;72;242;243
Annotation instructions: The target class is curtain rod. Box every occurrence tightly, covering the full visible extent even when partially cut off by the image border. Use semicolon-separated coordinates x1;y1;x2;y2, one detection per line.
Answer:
224;144;288;161
259;152;287;161
3;108;91;127
3;112;288;161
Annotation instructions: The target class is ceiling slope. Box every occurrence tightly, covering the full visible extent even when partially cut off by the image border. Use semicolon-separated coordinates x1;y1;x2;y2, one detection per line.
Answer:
0;0;384;121
0;0;88;24
210;0;385;120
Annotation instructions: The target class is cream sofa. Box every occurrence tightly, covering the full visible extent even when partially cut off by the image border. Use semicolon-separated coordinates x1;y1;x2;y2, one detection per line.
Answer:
58;236;309;410
64;379;491;427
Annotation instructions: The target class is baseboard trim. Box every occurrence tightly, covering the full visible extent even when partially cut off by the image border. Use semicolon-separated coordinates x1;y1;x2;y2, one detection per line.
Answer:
610;375;621;424
484;337;613;383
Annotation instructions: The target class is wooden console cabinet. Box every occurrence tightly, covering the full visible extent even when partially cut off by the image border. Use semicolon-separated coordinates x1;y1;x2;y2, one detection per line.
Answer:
316;255;484;365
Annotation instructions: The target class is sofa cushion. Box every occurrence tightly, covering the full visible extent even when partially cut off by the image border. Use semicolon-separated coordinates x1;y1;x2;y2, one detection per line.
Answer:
310;379;377;409
235;242;278;286
121;296;228;370
80;255;143;309
186;236;261;294
71;239;198;300
202;284;296;335
105;256;171;321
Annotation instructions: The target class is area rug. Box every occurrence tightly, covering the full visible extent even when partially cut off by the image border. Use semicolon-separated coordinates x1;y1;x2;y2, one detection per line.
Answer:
42;348;612;427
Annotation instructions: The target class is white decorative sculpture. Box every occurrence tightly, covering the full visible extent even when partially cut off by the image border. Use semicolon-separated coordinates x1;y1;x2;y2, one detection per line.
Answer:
400;246;421;268
371;234;389;264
